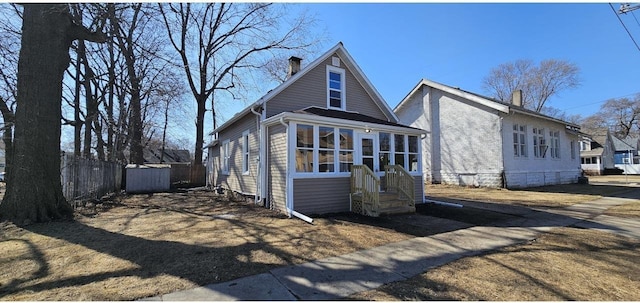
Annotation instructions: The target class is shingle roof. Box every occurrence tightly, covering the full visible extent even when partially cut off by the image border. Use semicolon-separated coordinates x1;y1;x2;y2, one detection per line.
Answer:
611;136;636;151
293;106;422;131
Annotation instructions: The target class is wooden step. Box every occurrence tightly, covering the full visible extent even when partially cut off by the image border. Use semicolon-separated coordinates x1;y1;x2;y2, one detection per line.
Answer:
379;205;416;216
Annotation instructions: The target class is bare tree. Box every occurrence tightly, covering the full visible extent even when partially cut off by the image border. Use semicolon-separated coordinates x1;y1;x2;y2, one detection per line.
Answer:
0;4;21;185
482;59;580;112
0;4;105;224
583;95;640;138
157;3;318;183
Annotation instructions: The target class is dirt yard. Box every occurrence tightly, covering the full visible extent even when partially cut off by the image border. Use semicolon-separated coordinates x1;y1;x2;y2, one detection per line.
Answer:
1;177;639;300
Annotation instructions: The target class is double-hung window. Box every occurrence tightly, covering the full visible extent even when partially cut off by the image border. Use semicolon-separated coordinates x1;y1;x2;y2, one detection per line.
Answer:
549;131;560;159
242;130;250;174
327;66;345;110
394;134;406;167
296;124;314;172
318;126;335;172
533;127;546;158
339;129;354;172
513;124;527;157
221;139;230;175
408;135;419;171
379;132;391;169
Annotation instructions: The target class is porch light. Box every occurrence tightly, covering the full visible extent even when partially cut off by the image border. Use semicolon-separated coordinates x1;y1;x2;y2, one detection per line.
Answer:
364;127;371;133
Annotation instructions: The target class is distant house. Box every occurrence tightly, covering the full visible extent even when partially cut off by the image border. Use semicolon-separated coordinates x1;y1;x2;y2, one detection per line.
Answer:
143;148;191;164
142;148;192;184
206;43;425;218
579;131;615;175
395;79;581;188
612;135;640;174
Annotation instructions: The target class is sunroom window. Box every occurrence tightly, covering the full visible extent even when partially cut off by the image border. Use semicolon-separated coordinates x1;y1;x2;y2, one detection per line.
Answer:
295;124;314;172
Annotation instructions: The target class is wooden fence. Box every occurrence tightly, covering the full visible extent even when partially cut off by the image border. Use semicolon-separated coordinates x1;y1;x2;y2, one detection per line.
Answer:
61;153;123;206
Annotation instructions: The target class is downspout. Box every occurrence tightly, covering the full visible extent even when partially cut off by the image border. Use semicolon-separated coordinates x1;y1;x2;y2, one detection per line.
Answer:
250;106;262;205
279;117;313;224
499;115;507;188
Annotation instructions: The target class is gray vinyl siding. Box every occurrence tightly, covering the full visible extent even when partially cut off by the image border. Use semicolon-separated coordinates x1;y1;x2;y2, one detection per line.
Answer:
215;114;258;195
207;146;220;187
292;177;351;215
268;124;287;212
266;52;389;121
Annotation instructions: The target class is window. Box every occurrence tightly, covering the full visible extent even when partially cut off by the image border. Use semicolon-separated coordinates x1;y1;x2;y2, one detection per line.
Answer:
550;131;560;158
570;141;576;160
533;127;546;158
513;124;527;157
327;66;345;110
318;126;335;172
221;139;230;174
379;132;391;170
242;131;250;174
394;134;405;168
339;129;354;172
408;135;419;172
295;124;314;172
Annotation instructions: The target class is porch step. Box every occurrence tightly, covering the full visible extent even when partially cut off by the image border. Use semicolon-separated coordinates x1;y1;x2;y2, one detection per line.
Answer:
379;205;416;216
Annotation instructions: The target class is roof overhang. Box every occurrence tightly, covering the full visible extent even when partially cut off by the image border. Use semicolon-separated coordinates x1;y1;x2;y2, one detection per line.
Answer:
395;78;510;114
263;111;427;136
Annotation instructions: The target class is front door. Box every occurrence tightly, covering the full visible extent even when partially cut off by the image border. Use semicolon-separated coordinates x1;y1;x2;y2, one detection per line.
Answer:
357;133;378;172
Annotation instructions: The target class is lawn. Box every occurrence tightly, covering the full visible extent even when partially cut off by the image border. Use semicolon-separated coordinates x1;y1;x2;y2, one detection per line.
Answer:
1;178;638;300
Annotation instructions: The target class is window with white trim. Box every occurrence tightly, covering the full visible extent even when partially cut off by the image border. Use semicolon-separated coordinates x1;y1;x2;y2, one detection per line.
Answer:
570;140;576;159
295;124;314;173
550;130;560;158
339;128;354;172
318;126;335;172
394;134;405;168
379;132;391;169
242;130;250;174
408;135;419;172
533;127;546;158
513;124;527;157
327;66;345;110
221;139;230;175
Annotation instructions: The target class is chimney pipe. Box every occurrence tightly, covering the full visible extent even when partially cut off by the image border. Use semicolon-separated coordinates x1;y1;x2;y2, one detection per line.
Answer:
511;89;522;107
287;56;302;79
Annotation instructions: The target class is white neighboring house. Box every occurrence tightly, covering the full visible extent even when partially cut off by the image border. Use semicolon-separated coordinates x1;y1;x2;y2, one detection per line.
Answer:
579;132;615;175
395;79;582;188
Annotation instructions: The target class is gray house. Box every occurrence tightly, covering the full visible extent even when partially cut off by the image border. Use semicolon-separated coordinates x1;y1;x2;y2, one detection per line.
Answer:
206;43;426;218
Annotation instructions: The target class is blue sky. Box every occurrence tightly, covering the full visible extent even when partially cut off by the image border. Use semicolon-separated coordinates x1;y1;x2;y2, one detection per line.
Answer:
290;2;639;118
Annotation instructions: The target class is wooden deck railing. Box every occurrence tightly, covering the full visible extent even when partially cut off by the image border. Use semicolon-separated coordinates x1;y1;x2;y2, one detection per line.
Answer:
350;165;380;216
384;165;415;207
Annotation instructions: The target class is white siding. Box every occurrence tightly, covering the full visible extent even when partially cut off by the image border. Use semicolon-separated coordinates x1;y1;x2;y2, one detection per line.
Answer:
396;85;504;187
502;112;581;188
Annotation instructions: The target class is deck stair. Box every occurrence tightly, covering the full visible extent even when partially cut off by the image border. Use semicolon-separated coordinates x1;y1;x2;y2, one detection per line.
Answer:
350;164;415;217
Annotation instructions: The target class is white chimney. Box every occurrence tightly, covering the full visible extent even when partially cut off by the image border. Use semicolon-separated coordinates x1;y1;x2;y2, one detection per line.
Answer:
512;89;522;107
287;56;302;79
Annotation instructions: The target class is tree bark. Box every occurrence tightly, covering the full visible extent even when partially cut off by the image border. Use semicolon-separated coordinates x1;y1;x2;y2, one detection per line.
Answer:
0;4;104;224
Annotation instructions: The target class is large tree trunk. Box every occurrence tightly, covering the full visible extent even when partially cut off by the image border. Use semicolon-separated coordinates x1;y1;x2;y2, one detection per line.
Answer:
0;4;105;224
0;4;74;223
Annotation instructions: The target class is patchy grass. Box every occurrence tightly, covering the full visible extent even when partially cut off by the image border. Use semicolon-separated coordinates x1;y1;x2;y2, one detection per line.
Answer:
348;227;640;301
0;190;416;301
605;201;640;218
588;175;640;184
425;182;631;208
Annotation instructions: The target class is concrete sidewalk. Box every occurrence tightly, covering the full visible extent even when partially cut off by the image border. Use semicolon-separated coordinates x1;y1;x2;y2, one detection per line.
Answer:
142;189;640;301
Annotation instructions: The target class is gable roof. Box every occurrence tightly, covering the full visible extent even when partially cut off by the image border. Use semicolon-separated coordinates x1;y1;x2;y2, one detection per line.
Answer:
210;42;397;136
395;78;580;129
611;136;636;151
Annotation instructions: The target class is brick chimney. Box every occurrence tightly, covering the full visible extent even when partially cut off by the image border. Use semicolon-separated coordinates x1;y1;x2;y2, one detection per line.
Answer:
511;89;523;107
287;56;302;79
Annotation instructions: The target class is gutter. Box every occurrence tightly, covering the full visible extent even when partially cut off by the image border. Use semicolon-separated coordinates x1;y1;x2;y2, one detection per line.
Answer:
250;106;262;205
279;117;313;224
